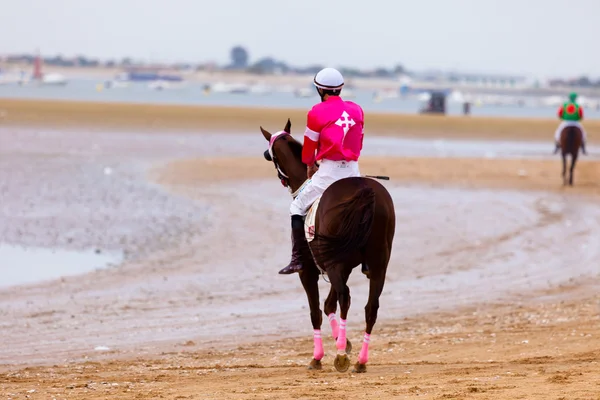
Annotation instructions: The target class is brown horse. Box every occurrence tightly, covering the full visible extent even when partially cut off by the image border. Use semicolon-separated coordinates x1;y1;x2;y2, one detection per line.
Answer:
260;119;396;373
558;126;585;186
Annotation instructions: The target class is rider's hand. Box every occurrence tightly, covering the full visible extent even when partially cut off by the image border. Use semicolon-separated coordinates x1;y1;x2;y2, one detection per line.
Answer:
307;163;318;179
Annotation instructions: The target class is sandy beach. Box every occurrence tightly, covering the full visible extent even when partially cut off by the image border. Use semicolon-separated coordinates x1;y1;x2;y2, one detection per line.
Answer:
1;98;600;139
1;99;599;399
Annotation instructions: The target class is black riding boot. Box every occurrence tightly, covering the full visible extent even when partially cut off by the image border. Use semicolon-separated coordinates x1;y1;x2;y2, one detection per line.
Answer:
554;141;560;154
582;141;587;155
278;215;307;275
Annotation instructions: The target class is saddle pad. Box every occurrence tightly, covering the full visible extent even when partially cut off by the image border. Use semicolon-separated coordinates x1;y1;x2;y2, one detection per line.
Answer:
304;196;321;242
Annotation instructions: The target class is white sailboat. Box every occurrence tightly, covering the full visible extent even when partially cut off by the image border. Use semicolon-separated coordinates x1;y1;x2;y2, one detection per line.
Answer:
30;51;68;86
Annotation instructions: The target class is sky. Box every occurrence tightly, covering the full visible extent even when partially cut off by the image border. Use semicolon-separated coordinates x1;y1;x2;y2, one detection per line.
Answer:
1;0;598;78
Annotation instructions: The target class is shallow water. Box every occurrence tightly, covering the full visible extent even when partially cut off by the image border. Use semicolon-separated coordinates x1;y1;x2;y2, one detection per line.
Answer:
1;78;600;120
363;136;600;159
2;127;598;162
0;244;122;288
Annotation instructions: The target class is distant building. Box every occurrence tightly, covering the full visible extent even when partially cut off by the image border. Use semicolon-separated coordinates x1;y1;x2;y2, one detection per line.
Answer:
228;46;249;69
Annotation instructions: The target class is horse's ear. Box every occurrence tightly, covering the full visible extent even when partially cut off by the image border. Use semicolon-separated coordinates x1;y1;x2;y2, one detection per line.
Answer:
284;118;291;133
260;126;271;141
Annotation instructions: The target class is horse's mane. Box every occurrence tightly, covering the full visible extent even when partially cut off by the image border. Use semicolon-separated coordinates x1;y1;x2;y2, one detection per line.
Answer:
287;136;305;165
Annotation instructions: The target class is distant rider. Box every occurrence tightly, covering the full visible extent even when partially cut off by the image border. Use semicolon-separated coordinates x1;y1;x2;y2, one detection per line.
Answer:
554;92;587;154
278;67;365;274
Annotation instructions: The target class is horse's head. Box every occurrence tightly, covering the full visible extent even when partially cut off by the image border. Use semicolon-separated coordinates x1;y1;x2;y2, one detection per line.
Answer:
260;119;307;195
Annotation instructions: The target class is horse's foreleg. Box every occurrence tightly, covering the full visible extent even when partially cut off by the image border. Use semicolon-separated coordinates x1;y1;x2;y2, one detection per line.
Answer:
323;286;339;340
324;285;354;354
328;268;352;372
570;153;578;186
562;154;567;185
298;267;323;370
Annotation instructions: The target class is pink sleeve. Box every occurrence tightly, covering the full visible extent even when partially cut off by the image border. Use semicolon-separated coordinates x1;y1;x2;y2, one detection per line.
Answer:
302;109;320;165
304;108;320;142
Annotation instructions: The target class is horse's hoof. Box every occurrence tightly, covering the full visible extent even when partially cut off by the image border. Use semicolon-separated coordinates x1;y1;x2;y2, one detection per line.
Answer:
352;362;367;373
334;337;352;354
308;358;322;370
334;354;350;372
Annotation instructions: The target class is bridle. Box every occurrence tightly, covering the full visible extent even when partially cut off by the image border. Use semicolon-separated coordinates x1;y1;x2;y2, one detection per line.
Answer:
264;130;290;186
264;131;310;198
264;129;327;278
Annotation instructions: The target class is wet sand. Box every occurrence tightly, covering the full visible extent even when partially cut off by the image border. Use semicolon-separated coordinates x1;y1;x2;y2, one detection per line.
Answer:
158;155;600;196
1;121;600;399
2;294;598;399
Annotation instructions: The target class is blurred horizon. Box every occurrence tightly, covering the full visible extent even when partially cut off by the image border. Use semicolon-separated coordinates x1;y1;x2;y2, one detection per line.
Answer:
0;0;599;79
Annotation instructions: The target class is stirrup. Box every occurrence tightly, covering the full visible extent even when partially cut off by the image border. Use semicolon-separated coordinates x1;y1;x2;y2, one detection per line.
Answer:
279;264;303;274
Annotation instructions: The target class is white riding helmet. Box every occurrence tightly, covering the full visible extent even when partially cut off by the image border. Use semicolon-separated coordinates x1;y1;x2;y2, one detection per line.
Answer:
313;67;344;90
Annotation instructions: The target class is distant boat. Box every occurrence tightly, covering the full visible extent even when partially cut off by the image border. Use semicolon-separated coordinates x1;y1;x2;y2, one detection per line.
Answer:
147;80;186;91
209;82;249;94
275;84;296;93
249;83;272;95
39;73;68;86
417;92;431;102
448;90;465;104
116;69;183;82
294;87;316;98
540;95;563;107
101;80;130;89
28;51;68;86
373;89;399;100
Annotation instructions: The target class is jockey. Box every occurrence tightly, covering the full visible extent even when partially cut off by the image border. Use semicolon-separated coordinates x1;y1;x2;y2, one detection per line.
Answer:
278;67;364;275
554;92;587;154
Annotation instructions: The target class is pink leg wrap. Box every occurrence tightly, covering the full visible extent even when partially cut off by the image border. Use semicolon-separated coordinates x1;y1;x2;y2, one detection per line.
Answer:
313;329;324;360
358;332;371;364
336;319;347;352
328;313;339;339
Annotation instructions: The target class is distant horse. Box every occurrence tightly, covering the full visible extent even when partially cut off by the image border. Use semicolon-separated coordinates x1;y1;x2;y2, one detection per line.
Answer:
557;126;584;186
260;119;396;373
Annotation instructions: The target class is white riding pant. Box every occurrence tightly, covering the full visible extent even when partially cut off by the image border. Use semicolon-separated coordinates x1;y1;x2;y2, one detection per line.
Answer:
290;159;361;216
554;121;587;142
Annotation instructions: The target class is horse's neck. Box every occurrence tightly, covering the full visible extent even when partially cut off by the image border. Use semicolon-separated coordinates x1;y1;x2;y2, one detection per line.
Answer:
290;162;307;186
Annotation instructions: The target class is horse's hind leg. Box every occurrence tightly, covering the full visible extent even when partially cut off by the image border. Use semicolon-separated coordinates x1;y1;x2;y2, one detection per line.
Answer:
569;153;578;186
353;251;390;373
298;267;323;370
327;267;352;372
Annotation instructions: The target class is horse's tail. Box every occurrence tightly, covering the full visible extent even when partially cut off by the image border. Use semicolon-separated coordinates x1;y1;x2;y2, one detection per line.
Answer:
314;182;376;265
565;126;577;153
